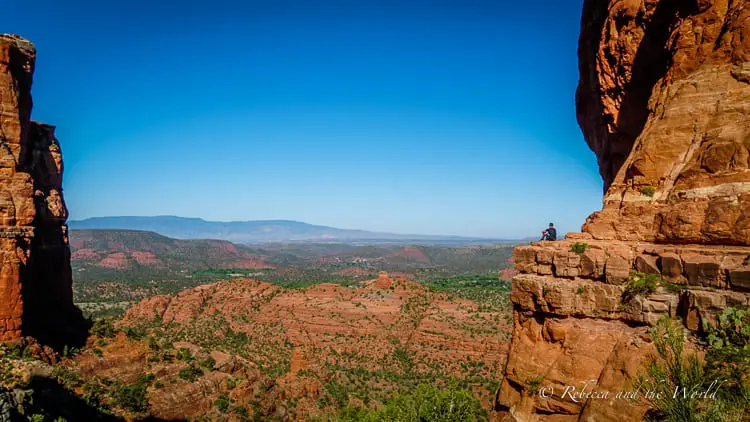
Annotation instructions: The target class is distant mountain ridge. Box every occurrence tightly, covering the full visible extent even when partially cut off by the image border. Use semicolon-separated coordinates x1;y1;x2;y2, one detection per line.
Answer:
69;216;516;244
69;229;271;281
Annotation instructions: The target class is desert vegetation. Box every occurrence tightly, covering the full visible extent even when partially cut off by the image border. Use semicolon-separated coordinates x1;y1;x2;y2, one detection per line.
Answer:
639;309;750;421
21;262;515;420
70;231;514;318
640;186;656;197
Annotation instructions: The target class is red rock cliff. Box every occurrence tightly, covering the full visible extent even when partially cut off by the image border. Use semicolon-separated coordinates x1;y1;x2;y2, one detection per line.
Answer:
0;34;85;348
578;0;750;244
496;1;749;420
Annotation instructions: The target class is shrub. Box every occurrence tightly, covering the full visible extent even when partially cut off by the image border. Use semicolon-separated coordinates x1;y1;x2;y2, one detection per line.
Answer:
176;347;193;361
640;185;656;197
3;342;24;359
90;318;116;338
338;383;487;421
570;242;589;254
178;365;203;382
623;271;659;302
639;316;705;421
123;326;147;340
147;336;159;351
61;345;80;358
225;377;239;390
82;379;106;405
576;286;585;295
137;373;155;385
661;281;686;293
392;347;414;373
232;405;248;417
201;356;216;370
214;394;231;413
324;380;350;408
639;313;750;421
525;375;544;393
53;365;82;388
114;382;148;413
703;307;750;413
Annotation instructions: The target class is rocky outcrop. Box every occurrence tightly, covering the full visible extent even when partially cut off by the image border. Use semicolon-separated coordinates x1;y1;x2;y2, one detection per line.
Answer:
578;0;750;245
0;34;86;348
497;240;750;421
497;1;750;420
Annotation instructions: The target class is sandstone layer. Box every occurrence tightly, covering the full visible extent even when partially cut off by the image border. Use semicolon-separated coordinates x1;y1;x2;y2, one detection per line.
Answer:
497;237;750;421
497;1;750;420
578;0;750;244
0;34;85;348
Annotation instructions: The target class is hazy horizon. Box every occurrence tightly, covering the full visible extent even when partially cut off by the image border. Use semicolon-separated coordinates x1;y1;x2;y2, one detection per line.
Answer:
70;215;549;239
5;0;600;239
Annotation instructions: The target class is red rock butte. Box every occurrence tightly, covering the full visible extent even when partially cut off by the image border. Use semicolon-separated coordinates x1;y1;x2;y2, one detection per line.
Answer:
0;34;86;348
374;271;394;288
497;1;750;421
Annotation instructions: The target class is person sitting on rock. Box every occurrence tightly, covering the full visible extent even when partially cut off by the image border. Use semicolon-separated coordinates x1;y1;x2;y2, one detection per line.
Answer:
541;223;557;241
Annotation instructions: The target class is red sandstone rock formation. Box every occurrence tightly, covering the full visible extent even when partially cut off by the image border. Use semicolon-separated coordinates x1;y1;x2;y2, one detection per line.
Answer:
100;278;510;419
497;1;750;420
289;347;309;375
0;34;85;347
578;0;750;244
374;271;393;288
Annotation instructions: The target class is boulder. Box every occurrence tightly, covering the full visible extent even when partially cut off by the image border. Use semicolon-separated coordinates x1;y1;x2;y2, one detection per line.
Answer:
635;255;660;275
683;255;724;288
658;253;683;280
728;269;750;291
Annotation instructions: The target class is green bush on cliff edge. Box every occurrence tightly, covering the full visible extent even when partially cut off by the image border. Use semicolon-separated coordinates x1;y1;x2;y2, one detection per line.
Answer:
640;186;656;197
639;310;750;421
570;242;589;254
625;271;658;297
324;383;487;422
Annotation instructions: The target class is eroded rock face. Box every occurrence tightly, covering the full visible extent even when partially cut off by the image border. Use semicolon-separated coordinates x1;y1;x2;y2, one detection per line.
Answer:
0;34;85;348
497;1;750;420
578;0;750;245
497;238;750;421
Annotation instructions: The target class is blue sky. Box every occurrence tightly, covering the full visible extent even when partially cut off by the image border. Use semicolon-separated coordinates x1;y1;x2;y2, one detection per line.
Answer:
4;0;601;238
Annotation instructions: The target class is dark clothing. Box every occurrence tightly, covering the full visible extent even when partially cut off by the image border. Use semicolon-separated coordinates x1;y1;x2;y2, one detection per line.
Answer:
542;227;557;241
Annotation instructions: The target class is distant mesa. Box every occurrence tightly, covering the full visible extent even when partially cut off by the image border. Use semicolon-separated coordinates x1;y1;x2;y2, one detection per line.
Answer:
68;216;519;245
68;229;274;277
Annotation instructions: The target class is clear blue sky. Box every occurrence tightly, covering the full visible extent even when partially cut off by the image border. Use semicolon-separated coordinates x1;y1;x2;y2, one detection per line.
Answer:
4;0;601;239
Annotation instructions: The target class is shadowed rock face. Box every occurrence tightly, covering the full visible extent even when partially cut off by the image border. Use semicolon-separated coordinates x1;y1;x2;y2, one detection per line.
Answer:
0;34;87;349
577;0;750;244
496;1;750;420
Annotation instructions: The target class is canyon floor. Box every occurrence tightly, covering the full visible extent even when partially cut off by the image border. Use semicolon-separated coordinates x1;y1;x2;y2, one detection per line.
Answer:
1;241;515;421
